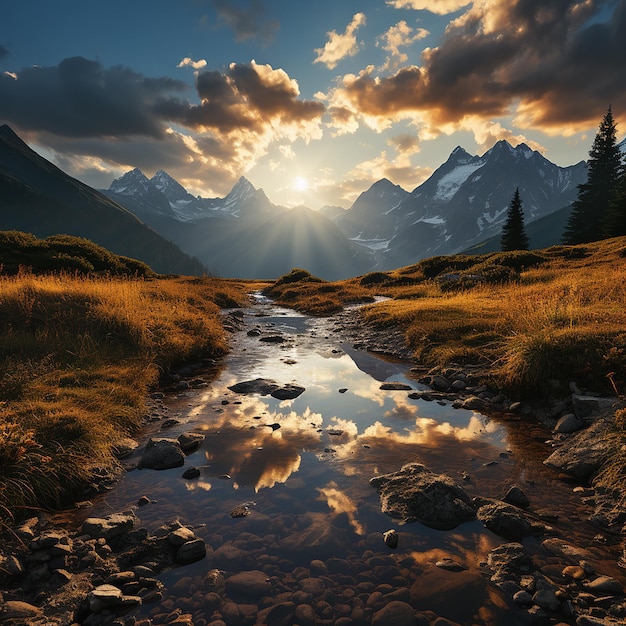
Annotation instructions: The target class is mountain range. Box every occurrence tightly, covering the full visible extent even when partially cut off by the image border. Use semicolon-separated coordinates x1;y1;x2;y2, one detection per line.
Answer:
1;123;609;278
0;125;204;275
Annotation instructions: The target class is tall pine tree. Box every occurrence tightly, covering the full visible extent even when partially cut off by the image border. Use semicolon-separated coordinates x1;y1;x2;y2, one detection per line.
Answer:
605;145;626;237
501;187;529;251
563;106;622;244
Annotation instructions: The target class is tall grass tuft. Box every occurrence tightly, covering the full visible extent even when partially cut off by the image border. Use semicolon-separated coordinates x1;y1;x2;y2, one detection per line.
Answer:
0;272;249;526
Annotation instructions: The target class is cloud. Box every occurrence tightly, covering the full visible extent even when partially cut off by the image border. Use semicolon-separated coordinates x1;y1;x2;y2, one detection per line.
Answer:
0;57;325;197
378;20;429;69
386;0;472;14
387;132;421;154
326;0;626;140
177;57;208;70
314;12;367;70
0;56;187;138
211;0;279;44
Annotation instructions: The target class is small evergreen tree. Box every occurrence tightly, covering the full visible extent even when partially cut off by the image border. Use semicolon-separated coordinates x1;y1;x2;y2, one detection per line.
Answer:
605;148;626;237
563;106;622;244
501;187;529;251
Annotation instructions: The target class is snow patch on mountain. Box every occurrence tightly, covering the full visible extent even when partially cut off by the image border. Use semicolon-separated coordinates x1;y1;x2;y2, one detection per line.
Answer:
435;161;484;201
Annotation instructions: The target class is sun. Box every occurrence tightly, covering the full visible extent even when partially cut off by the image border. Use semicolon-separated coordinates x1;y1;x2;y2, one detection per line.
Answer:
293;176;309;192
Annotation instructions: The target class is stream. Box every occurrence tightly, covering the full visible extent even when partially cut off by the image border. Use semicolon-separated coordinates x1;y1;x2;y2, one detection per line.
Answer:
72;294;625;625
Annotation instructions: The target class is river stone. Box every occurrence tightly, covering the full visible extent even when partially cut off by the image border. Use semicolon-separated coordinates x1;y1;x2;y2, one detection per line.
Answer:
554;413;584;434
543;420;616;479
294;603;317;626
383;529;399;548
175;538;206;564
532;588;560;611
583;575;624;595
486;543;533;574
1;601;43;619
89;584;124;612
140;437;185;470
572;394;617;418
476;500;545;540
380;382;413;391
271;383;305;400
168;526;196;546
371;600;416;626
228;378;280;395
370;462;476;529
502;485;530;508
82;512;135;540
225;570;271;597
177;432;205;453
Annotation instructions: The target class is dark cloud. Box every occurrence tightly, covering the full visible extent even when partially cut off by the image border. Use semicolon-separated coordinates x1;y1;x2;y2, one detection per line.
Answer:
178;61;325;132
211;0;279;44
0;57;188;138
0;44;8;59
335;0;626;131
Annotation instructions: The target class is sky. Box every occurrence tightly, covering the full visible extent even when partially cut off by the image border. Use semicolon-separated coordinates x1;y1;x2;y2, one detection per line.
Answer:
1;0;625;209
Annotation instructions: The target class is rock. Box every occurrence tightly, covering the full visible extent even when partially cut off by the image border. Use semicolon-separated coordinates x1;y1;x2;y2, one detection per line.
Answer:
168;527;196;546
554;413;584;434
182;467;200;479
435;558;465;571
230;503;253;518
502;485;530;508
383;529;399;548
228;378;280;395
175;538;206;564
476;500;545;540
370;462;476;530
486;543;533;574
271;383;305;400
140;437;185;470
380;382;413;390
204;569;225;592
1;601;43;619
532;588;560;611
572;394;617;419
225;570;272;597
257;602;296;626
294;604;317;626
113;437;140;459
583;576;624;596
543;420;616;479
82;512;135;540
89;584;124;612
513;590;533;606
177;432;205;453
260;334;286;343
371;600;416;626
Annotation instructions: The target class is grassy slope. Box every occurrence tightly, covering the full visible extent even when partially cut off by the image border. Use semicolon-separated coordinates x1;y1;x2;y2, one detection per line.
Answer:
266;238;626;397
0;272;250;524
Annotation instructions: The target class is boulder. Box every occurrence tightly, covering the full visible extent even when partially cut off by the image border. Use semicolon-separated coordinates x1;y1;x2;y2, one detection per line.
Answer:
502;485;530;508
371;601;416;626
553;413;584;434
370;463;476;530
476;499;545;540
228;378;280;395
140;437;185;470
225;570;272;597
572;394;617;419
177;432;205;453
543;420;617;479
271;383;305;400
175;538;207;564
82;512;135;540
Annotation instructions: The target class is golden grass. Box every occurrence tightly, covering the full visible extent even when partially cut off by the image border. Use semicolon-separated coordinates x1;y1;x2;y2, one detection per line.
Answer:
0;272;250;523
265;238;626;397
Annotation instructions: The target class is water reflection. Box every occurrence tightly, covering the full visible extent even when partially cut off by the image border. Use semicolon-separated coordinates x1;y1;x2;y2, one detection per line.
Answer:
77;301;624;625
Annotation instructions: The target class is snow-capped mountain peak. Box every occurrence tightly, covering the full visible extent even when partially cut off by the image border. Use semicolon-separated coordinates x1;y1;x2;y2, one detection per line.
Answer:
109;168;151;195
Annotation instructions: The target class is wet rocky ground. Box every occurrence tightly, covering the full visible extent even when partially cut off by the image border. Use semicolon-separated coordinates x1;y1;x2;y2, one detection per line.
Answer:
1;301;625;626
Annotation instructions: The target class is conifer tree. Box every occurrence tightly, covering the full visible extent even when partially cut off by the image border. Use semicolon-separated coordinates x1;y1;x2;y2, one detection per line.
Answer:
501;187;529;251
605;150;626;237
563;106;622;244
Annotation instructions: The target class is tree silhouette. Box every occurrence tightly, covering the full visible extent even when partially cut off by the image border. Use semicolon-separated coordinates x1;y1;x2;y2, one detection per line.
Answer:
563;107;622;244
606;147;626;237
501;188;529;251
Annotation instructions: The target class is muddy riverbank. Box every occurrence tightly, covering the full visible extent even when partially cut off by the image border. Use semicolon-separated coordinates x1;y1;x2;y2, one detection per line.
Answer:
1;296;625;626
